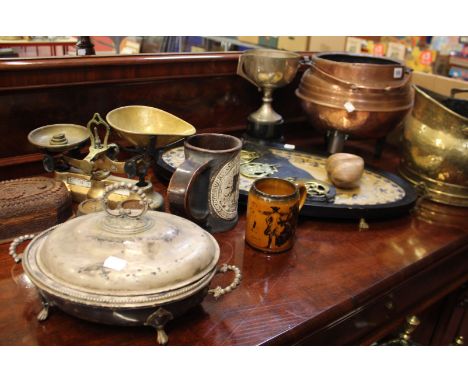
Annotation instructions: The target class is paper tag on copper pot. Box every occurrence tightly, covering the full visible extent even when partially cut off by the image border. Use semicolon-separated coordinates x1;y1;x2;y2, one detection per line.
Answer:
393;67;403;79
344;101;356;113
103;256;128;271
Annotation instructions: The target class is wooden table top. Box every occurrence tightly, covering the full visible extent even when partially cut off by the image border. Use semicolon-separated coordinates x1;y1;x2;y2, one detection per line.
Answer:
0;139;467;345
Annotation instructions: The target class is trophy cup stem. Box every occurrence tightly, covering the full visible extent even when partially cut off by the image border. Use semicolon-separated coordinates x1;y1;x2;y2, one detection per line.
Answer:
262;87;273;104
249;87;283;125
246;86;285;142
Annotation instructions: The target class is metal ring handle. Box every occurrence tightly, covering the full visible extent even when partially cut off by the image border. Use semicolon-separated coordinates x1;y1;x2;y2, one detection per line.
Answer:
102;182;149;219
310;62;412;91
9;234;35;263
208;264;242;299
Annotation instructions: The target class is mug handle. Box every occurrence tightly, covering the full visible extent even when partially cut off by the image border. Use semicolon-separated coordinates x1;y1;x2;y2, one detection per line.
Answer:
295;183;308;211
167;158;211;223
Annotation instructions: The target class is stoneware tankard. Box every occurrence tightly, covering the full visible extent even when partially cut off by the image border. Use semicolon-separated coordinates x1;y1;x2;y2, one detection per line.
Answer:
167;133;242;233
245;178;307;253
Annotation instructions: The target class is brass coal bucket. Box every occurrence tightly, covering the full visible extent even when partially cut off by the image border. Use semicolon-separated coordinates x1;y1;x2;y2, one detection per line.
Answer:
399;86;468;207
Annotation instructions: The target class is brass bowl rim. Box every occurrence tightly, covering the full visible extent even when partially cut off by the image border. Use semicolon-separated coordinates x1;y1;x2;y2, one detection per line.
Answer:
241;48;301;60
28;123;89;150
106;105;196;137
414;85;468;122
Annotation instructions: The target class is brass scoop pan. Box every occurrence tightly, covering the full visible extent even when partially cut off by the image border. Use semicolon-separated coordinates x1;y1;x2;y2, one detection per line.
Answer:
28;124;89;152
106;105;196;148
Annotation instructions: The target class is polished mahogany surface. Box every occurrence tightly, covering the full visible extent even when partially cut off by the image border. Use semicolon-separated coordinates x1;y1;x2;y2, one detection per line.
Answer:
0;137;467;345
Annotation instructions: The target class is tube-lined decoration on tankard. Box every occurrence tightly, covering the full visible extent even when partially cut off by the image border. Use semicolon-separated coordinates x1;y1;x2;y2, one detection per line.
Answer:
210;155;241;220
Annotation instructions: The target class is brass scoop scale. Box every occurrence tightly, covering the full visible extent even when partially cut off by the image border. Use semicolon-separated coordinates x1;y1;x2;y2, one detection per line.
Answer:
29;106;196;209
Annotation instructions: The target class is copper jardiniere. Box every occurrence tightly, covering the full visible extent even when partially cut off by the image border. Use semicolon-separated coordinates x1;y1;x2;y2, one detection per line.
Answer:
296;52;414;151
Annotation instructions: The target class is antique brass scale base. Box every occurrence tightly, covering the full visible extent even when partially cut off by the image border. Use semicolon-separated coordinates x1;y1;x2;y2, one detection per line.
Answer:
28;113;163;209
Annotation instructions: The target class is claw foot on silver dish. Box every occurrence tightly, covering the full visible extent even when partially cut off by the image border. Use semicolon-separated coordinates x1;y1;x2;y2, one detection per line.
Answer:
37;297;50;321
145;307;174;345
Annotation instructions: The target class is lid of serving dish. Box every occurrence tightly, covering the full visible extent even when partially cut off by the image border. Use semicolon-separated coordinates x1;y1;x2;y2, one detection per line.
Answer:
24;184;219;303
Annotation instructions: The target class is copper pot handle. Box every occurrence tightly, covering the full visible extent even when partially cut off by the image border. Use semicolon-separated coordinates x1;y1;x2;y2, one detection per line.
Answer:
9;234;35;263
208;264;242;299
310;62;411;90
299;56;313;66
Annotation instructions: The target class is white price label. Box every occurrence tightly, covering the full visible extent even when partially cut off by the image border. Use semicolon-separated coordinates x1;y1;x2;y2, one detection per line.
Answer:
344;101;356;113
68;176;92;188
103;256;127;271
393;67;403;79
114;188;130;196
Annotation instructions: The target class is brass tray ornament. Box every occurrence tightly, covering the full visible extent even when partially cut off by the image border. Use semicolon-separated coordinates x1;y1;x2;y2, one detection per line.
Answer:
157;141;417;220
9;183;241;345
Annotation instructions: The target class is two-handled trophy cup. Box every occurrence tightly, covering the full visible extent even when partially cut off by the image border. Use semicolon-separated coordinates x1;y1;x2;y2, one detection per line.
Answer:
237;49;301;141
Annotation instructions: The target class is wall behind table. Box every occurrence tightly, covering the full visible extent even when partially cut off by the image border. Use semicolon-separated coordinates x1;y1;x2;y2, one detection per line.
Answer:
0;53;306;180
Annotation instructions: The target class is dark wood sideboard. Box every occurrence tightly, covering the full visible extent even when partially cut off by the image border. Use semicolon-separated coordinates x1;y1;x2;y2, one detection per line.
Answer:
0;53;466;345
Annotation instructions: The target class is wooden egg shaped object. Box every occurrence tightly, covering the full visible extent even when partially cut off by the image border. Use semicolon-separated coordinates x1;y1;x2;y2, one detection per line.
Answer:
326;153;364;189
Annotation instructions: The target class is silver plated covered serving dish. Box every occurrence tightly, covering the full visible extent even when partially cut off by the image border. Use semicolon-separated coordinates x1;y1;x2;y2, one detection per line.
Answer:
9;183;241;344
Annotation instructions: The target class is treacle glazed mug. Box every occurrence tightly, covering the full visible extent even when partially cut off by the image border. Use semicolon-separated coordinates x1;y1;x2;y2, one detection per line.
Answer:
167;133;242;233
246;178;307;253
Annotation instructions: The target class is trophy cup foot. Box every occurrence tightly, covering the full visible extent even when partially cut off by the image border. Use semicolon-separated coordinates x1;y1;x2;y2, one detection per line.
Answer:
245;118;285;143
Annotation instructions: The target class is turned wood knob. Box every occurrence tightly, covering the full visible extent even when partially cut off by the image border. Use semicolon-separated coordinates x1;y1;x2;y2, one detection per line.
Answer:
326;153;364;189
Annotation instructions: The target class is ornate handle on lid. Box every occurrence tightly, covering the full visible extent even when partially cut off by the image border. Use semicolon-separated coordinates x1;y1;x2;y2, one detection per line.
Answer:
102;182;149;219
